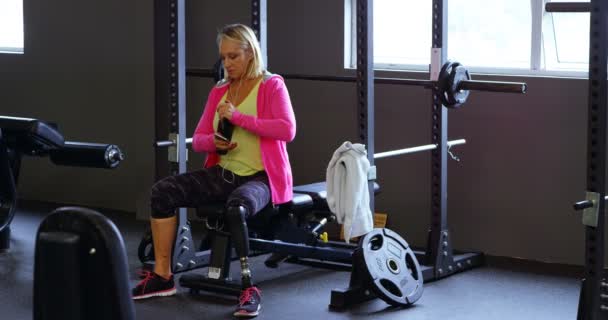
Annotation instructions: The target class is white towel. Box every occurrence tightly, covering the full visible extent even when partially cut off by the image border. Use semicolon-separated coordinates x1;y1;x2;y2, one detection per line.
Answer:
326;141;373;243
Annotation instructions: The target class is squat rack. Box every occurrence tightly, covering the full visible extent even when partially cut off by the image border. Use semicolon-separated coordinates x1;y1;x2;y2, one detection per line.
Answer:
547;2;607;320
155;0;528;283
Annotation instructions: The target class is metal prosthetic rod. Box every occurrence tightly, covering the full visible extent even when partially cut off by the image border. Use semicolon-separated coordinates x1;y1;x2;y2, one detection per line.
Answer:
226;205;253;287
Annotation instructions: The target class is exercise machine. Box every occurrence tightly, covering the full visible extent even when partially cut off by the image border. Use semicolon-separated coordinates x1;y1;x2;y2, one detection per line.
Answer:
0;115;124;251
34;206;134;320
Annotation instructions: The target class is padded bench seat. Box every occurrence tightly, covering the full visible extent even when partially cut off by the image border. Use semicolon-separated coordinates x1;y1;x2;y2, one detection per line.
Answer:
293;181;380;211
195;192;314;230
0;116;64;152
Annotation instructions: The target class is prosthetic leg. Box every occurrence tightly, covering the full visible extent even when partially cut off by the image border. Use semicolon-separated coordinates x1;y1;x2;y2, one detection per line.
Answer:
225;205;253;288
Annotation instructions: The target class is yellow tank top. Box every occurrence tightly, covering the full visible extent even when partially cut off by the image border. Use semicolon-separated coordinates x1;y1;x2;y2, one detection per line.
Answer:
213;80;264;176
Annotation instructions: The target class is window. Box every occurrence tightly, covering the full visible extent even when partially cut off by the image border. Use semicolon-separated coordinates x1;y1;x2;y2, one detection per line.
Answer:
347;0;592;76
448;0;532;70
0;0;24;54
543;0;590;72
372;0;431;68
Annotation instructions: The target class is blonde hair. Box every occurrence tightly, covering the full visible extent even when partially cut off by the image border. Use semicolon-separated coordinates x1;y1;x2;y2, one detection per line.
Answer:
217;24;265;80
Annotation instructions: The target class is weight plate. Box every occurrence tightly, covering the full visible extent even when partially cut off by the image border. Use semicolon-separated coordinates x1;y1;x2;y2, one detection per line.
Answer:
438;61;471;109
437;61;455;107
355;228;424;306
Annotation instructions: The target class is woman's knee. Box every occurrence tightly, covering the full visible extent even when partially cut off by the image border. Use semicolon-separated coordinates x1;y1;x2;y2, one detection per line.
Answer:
150;208;175;219
150;178;179;219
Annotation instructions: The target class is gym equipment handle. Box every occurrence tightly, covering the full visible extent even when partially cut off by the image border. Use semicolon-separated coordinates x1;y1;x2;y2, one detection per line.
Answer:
573;195;608;211
545;2;590;12
574;200;594;210
458;80;527;94
156;137;193;148
374;139;465;159
49;142;125;169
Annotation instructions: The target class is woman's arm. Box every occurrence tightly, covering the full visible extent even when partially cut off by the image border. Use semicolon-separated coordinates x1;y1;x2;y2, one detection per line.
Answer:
230;77;296;142
192;92;218;153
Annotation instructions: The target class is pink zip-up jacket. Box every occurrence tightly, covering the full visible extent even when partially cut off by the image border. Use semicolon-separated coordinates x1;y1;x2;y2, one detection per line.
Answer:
192;72;296;205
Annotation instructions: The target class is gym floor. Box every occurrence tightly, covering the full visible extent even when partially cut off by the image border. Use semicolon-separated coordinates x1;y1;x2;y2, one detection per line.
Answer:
0;201;580;320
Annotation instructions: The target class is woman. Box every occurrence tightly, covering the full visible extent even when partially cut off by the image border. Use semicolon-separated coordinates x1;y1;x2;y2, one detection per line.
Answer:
132;23;296;318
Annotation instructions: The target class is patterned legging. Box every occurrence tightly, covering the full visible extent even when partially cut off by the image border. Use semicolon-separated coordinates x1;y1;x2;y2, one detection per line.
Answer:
150;165;270;219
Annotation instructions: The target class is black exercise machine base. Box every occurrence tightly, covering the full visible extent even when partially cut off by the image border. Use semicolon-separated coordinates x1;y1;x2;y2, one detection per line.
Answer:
416;251;485;282
180;274;243;297
250;238;353;265
328;252;483;309
281;256;353;272
330;285;378;310
143;248;272;275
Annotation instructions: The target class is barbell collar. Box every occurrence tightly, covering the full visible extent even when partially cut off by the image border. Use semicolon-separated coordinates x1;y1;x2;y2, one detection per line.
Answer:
458;80;527;94
545;2;590;13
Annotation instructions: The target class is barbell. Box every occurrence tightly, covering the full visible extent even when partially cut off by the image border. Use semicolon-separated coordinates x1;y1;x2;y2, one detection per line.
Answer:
188;60;527;109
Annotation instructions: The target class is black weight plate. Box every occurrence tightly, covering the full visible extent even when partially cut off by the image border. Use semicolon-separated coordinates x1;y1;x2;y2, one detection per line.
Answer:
437;61;455;107
445;63;470;108
355;228;424;306
437;61;471;108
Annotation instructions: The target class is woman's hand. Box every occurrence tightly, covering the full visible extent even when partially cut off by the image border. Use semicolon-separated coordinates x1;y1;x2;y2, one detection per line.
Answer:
214;135;238;152
217;100;236;121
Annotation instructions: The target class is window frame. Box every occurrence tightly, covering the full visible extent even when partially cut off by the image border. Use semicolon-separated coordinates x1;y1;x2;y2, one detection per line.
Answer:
0;47;24;54
346;0;590;78
0;0;25;55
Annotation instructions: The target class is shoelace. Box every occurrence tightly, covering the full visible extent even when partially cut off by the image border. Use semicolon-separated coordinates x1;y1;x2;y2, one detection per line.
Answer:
239;287;261;306
136;270;156;292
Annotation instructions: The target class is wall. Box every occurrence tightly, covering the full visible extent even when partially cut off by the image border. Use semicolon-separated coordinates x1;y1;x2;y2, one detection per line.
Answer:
185;0;604;265
0;0;155;214
1;0;604;266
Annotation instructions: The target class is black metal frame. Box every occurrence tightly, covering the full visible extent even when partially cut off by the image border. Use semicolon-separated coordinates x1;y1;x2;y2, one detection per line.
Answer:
355;0;375;211
251;0;267;67
327;1;483;308
327;0;377;307
581;1;607;318
153;0;186;179
422;0;484;280
153;0;195;274
427;0;452;276
547;2;608;319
